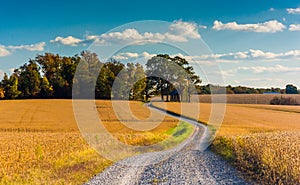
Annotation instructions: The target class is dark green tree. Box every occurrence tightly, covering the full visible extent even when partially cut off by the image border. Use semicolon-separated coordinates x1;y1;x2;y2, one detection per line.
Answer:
39;76;53;97
16;61;41;98
286;84;298;94
2;73;21;99
146;54;201;102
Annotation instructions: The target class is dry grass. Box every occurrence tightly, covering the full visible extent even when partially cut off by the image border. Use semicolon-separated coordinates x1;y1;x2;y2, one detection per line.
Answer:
152;101;300;184
0;99;189;185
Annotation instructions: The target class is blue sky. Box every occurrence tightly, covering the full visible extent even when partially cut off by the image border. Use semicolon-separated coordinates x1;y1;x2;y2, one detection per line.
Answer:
1;0;300;88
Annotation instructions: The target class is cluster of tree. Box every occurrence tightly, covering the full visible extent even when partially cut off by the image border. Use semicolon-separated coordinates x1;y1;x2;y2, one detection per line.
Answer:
197;84;298;94
0;51;201;102
145;54;201;102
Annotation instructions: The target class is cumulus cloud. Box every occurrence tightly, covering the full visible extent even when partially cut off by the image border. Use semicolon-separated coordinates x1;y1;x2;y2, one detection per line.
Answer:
213;20;286;33
50;36;84;46
50;21;201;46
84;20;201;45
0;42;46;57
7;42;46;51
167;20;201;40
289;24;300;31
287;7;300;14
0;45;11;57
112;52;140;60
238;65;300;73
109;48;300;66
249;49;300;60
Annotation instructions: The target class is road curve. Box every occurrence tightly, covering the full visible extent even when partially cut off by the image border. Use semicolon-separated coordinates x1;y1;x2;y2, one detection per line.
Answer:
86;104;252;185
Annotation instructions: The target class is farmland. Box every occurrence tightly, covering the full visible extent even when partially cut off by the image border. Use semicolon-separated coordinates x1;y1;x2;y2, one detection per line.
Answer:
192;94;300;105
0;100;192;185
152;100;300;184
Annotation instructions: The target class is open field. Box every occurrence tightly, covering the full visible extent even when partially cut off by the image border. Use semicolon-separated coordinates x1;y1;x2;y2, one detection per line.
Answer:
0;100;191;185
152;101;300;184
192;94;300;105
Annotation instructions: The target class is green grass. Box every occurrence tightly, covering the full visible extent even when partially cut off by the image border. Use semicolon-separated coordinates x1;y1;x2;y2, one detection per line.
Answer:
161;121;194;148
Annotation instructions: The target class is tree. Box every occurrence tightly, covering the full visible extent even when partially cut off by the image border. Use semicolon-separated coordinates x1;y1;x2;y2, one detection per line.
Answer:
131;63;146;100
146;54;201;102
98;59;125;99
74;51;102;99
39;76;53;97
2;73;21;99
35;53;65;97
16;61;41;98
59;56;79;97
286;84;298;94
96;67;114;99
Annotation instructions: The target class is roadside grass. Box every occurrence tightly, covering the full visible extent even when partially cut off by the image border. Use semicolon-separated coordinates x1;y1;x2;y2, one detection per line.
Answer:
152;101;300;184
0;99;192;185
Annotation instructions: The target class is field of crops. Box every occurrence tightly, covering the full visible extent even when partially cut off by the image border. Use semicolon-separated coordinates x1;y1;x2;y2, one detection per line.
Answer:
152;101;300;184
192;94;300;105
0;100;190;185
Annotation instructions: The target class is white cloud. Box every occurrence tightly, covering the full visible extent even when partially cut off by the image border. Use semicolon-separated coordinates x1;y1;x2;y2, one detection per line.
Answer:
85;20;201;45
199;25;207;29
112;52;139;60
7;42;46;51
167;20;201;40
213;20;286;33
0;42;46;57
0;45;11;57
238;65;300;73
249;49;280;58
249;49;300;60
234;51;248;59
141;52;156;58
287;7;300;14
50;36;83;46
221;69;237;77
109;48;300;65
289;24;300;31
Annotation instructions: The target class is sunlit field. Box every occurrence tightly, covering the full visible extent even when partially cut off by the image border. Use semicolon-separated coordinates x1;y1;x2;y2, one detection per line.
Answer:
0;100;192;185
193;94;300;105
152;101;300;184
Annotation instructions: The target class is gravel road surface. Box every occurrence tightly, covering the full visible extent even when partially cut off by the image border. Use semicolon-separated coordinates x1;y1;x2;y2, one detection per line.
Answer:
86;105;252;185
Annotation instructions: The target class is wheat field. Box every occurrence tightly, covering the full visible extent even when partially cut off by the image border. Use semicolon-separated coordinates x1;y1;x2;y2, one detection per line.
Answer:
152;101;300;184
0;100;190;185
192;94;300;104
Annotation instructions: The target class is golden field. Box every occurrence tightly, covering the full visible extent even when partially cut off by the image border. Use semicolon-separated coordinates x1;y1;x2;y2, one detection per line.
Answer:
192;94;300;104
152;101;300;184
0;100;191;185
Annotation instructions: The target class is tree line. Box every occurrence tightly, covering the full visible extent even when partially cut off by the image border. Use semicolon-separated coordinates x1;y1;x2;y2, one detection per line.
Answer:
198;84;299;94
0;51;201;101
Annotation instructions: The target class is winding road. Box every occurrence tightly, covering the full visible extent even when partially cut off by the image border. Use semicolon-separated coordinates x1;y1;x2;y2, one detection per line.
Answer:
86;104;253;185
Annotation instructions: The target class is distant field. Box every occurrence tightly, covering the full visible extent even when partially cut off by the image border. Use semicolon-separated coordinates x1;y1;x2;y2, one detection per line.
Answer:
191;94;300;104
0;100;190;185
152;101;300;184
152;102;300;135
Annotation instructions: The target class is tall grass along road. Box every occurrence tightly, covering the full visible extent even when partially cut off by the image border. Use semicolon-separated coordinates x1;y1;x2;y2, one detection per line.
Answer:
86;104;250;185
